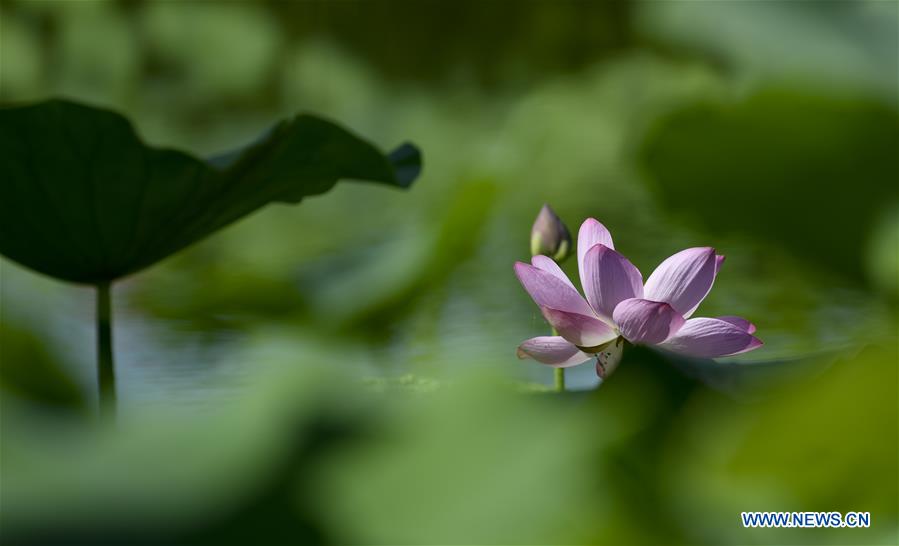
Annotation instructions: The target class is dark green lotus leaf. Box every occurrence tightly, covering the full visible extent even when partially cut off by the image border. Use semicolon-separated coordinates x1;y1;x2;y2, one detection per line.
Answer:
0;99;422;284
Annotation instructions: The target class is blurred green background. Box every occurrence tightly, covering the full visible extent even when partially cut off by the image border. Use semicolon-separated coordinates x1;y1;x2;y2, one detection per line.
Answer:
1;1;896;544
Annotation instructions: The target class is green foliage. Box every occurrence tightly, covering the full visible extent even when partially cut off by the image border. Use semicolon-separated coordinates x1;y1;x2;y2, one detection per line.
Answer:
639;88;899;282
1;1;897;544
640;1;897;101
5;338;893;545
0;99;421;284
315;379;607;544
0;320;85;412
662;342;898;544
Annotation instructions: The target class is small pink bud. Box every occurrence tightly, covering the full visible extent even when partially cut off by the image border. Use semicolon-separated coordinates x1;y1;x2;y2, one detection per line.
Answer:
530;204;572;262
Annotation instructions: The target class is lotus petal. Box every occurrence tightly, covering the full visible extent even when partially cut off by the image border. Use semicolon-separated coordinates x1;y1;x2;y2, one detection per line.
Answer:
612;298;685;345
577;218;614;289
715;315;757;334
644;247;717;318
516;336;593;367
531;255;577;291
514;262;594;316
582;244;643;319
659;317;763;358
540;307;617;347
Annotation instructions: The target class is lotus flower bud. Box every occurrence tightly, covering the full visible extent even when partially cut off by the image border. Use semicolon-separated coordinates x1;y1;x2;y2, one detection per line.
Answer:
530;204;572;262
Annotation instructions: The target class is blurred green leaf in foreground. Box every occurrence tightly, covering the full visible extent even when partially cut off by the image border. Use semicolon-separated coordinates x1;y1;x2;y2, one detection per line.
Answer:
1;332;895;545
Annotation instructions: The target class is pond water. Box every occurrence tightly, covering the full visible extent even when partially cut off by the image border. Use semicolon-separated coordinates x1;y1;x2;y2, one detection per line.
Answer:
2;237;889;414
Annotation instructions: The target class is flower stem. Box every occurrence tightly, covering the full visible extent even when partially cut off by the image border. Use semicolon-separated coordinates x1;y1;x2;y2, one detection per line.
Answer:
554;367;565;392
96;281;116;418
550;326;565;392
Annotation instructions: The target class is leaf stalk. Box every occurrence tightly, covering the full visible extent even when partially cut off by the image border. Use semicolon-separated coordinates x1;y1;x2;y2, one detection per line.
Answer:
96;281;115;418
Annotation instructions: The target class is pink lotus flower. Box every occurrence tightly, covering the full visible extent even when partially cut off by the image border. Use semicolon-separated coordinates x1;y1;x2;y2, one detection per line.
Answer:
515;218;762;378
